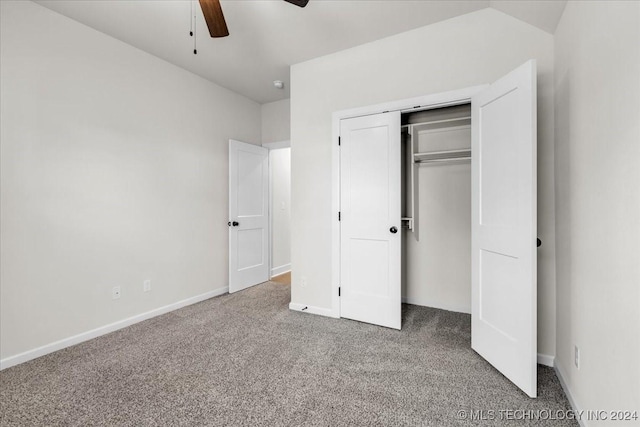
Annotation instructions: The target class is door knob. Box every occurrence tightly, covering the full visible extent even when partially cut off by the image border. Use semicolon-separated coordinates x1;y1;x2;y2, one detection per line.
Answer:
390;226;398;234
228;221;239;227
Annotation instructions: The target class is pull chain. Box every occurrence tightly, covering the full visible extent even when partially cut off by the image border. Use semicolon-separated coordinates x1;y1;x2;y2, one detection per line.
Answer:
189;1;194;37
193;1;198;54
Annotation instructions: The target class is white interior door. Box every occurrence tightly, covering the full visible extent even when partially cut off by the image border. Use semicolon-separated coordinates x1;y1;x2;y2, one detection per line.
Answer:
229;139;269;293
471;60;537;397
340;112;401;330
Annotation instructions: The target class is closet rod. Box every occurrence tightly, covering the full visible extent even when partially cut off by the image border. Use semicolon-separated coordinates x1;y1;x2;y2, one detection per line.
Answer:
413;148;471;164
414;148;470;157
415;157;471;164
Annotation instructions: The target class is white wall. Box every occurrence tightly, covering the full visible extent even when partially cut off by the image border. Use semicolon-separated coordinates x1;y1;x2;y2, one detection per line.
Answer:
554;0;640;418
262;99;290;144
0;1;261;361
290;8;557;356
269;148;291;276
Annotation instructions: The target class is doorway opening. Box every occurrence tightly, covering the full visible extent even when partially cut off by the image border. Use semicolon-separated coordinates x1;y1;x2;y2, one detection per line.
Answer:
401;103;472;314
267;143;291;285
228;139;292;291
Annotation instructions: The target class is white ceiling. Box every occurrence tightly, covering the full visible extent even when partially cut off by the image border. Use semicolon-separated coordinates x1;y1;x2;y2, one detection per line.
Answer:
36;0;567;104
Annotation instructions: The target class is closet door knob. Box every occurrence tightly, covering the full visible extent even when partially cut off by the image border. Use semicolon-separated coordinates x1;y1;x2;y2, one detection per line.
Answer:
390;226;398;234
232;221;239;227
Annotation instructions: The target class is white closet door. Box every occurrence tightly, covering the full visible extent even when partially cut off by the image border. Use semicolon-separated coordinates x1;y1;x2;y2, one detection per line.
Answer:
229;139;269;293
471;60;537;397
340;112;401;330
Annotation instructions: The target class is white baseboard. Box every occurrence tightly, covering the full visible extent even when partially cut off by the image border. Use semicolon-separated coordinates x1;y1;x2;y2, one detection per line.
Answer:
289;302;339;318
401;297;471;315
555;360;587;427
0;286;228;371
537;353;555;367
271;264;291;278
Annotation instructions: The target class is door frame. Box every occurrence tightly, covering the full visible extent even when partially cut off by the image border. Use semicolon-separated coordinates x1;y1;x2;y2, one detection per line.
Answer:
330;85;487;319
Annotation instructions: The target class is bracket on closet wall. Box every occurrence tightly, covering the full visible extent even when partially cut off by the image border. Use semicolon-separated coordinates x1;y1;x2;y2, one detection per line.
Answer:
401;126;419;240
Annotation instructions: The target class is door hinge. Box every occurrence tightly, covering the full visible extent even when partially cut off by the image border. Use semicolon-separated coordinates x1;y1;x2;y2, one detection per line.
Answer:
338;211;341;221
338;287;341;297
338;136;341;146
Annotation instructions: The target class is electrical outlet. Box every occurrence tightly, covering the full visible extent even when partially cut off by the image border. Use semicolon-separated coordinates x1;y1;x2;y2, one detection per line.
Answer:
143;280;151;292
112;286;121;300
574;345;580;369
301;276;307;288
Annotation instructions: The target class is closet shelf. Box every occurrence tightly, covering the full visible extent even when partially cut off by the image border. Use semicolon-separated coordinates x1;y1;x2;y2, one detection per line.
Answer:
401;116;471;129
414;149;471;164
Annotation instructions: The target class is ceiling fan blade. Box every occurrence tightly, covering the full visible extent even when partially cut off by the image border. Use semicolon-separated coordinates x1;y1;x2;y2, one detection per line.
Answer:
283;0;309;7
199;0;229;38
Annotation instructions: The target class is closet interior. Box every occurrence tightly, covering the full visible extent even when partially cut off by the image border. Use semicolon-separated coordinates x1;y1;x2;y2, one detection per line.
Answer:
400;103;473;313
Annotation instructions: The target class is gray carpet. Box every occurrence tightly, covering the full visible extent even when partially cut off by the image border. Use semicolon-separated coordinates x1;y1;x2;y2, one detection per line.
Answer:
0;282;576;426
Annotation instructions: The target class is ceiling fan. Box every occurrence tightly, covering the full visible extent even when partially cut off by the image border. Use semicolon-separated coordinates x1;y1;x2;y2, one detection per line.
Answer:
199;0;309;38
